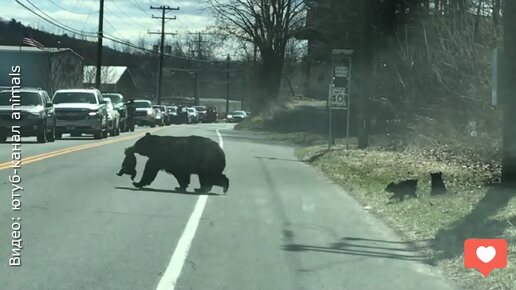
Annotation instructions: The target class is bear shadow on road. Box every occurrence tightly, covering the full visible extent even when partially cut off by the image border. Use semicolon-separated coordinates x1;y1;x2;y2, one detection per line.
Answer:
114;186;222;196
282;236;432;264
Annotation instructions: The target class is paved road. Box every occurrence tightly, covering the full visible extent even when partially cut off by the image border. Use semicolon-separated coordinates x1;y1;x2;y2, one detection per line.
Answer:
0;123;458;290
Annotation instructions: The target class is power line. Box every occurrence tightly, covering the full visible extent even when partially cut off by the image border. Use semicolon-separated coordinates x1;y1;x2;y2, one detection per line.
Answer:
25;0;97;36
47;0;98;15
109;0;150;31
15;0;97;39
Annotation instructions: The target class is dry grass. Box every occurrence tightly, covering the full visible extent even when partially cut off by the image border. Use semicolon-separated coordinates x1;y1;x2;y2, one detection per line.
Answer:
296;145;516;290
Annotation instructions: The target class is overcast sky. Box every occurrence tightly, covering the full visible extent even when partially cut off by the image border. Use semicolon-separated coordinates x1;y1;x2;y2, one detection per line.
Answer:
4;0;216;55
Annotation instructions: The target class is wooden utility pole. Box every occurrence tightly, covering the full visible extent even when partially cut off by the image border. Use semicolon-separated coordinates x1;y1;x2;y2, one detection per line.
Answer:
188;32;213;105
501;0;516;185
95;0;105;89
149;5;179;105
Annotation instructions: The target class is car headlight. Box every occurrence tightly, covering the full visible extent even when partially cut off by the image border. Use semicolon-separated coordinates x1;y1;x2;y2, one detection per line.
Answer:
88;111;98;116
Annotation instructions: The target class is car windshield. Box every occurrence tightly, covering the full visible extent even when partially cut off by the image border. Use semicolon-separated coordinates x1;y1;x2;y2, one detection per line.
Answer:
103;94;124;105
0;91;42;106
168;107;177;113
187;108;195;113
53;92;97;104
194;106;206;111
134;101;151;108
232;111;246;116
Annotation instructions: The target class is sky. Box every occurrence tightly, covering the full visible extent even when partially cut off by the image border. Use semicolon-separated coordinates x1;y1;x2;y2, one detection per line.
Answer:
4;0;219;56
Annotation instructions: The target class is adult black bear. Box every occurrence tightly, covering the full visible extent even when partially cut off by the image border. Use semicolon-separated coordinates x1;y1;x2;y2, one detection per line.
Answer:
127;132;229;193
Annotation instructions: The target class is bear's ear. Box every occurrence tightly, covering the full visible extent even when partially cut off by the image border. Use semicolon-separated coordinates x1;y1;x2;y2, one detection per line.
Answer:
145;132;151;136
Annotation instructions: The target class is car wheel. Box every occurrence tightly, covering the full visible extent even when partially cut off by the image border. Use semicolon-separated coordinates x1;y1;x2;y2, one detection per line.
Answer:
150;123;156;128
36;125;47;143
102;129;108;139
47;125;56;142
93;130;102;139
56;132;63;140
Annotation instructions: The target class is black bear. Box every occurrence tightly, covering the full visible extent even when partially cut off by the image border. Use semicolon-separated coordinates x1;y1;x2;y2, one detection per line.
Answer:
385;179;418;202
116;147;137;180
430;172;447;195
128;133;229;193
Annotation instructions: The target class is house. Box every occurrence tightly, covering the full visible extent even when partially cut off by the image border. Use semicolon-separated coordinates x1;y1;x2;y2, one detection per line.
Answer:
0;45;84;95
83;66;138;99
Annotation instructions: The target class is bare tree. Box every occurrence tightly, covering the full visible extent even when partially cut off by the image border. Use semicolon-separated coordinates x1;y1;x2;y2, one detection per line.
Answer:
207;0;307;112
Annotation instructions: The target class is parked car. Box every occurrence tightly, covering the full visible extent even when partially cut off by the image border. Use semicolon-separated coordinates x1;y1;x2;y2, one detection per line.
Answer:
194;106;208;122
133;99;155;127
227;110;248;123
0;87;56;143
176;106;189;124
103;98;120;136
186;107;199;124
52;88;109;139
153;107;165;126
102;92;127;132
154;105;171;125
205;106;218;123
167;106;179;124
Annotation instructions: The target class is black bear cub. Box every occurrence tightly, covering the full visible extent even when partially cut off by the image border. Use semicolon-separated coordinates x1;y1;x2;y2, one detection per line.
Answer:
386;179;418;202
116;147;137;180
127;133;229;193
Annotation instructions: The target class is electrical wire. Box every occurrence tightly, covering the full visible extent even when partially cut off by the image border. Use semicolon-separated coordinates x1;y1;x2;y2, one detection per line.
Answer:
15;0;97;39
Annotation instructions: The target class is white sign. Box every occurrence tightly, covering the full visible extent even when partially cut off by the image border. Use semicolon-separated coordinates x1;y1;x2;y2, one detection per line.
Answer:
335;66;348;78
330;87;347;107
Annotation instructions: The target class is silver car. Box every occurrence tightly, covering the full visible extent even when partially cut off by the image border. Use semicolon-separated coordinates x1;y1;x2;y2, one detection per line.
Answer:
103;98;120;136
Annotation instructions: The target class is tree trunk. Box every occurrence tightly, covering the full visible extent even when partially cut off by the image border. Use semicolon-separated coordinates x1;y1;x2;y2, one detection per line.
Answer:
502;0;516;185
357;0;374;149
255;50;284;113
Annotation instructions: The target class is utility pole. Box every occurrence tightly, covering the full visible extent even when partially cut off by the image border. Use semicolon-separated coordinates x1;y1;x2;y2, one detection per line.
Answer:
188;32;211;105
149;5;179;105
95;0;105;89
226;54;230;114
502;0;516;185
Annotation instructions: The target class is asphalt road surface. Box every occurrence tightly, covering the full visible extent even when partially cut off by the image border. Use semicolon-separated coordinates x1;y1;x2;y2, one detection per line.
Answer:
0;123;458;290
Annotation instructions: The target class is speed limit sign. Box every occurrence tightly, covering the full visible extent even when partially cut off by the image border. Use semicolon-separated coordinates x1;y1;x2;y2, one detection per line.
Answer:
330;87;347;107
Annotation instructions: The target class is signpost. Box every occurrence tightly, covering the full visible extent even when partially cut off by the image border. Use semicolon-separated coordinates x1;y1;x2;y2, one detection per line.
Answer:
328;49;353;150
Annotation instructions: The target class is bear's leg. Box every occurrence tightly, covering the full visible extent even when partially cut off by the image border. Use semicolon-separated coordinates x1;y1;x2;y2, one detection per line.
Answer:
195;174;213;193
133;159;160;188
174;173;190;192
209;174;229;193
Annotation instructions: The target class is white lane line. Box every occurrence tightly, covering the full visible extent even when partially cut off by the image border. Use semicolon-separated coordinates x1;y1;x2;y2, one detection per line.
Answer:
216;129;223;149
156;130;224;290
156;195;208;290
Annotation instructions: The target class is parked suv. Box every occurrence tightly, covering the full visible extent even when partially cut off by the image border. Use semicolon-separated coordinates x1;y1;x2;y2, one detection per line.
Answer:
52;88;109;139
133;100;155;127
0;87;56;143
103;92;128;132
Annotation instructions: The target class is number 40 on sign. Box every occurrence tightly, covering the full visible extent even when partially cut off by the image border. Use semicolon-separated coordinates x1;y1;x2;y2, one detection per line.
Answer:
330;87;347;107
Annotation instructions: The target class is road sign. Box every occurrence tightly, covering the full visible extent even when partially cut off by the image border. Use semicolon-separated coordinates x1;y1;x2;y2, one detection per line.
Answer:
330;87;347;107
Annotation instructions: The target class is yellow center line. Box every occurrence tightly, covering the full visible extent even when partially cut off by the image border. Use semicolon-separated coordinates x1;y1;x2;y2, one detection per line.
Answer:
0;127;163;171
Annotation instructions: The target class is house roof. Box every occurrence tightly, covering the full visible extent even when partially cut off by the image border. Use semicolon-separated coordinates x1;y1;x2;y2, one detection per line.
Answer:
83;66;136;86
0;45;84;59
